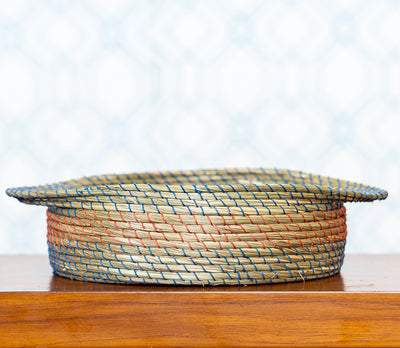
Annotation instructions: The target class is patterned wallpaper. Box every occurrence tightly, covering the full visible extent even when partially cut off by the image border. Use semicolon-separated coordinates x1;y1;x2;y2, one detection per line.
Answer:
0;0;399;254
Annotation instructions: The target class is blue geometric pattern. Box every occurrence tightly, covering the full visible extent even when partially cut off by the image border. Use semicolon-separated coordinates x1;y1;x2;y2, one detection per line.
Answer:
0;0;398;254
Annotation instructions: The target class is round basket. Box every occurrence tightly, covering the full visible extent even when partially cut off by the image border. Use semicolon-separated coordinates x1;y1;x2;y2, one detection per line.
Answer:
6;168;388;286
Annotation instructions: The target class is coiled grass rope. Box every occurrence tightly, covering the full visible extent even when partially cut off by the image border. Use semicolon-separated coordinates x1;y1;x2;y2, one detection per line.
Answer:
6;168;388;285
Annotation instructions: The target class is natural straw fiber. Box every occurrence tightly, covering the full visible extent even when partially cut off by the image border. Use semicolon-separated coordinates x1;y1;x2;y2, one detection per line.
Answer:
6;168;388;285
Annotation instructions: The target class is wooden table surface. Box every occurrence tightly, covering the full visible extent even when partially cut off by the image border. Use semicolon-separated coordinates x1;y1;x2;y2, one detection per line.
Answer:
1;255;399;347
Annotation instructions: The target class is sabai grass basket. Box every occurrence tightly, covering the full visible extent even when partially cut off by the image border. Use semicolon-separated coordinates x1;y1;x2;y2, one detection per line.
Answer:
7;168;387;286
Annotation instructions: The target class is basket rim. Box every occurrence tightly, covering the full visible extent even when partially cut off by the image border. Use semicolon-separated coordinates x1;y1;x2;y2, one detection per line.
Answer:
6;167;388;203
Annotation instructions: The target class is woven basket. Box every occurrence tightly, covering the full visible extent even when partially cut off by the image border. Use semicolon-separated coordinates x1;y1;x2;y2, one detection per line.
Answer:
7;168;388;286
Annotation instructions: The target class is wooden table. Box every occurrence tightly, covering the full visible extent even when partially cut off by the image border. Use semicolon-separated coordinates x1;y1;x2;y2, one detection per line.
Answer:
0;255;399;347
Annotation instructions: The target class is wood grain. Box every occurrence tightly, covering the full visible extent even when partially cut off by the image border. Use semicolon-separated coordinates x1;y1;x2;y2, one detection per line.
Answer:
0;255;399;347
1;292;400;347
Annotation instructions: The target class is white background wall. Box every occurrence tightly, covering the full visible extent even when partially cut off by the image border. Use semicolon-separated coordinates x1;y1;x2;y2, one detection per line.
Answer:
0;0;399;254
